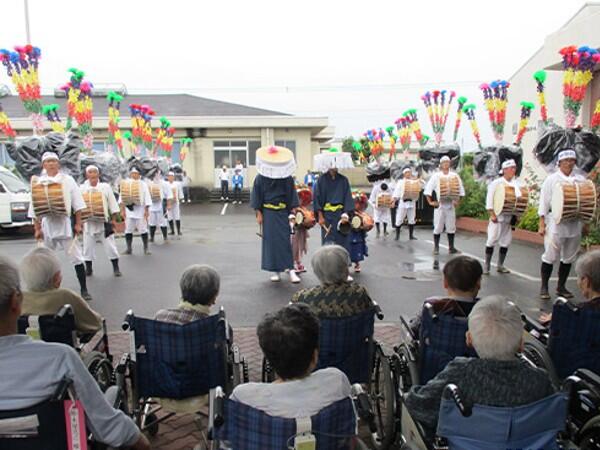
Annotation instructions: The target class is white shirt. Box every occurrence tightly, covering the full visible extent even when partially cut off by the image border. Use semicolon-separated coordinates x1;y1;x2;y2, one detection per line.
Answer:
147;178;174;212
168;180;184;203
118;178;152;220
80;180;120;220
485;176;523;223
538;169;585;238
393;178;424;207
28;172;86;240
424;171;465;209
219;170;230;182
368;180;392;209
0;335;140;448
230;367;352;419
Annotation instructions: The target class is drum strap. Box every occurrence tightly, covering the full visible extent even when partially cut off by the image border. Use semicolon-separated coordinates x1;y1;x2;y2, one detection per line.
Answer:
575;182;581;216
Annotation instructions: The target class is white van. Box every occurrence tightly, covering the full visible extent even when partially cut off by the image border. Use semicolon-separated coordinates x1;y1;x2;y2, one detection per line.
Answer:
0;166;31;229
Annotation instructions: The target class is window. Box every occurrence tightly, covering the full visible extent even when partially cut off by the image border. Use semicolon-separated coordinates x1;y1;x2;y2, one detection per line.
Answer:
213;140;261;168
170;142;182;163
275;140;296;156
92;141;106;153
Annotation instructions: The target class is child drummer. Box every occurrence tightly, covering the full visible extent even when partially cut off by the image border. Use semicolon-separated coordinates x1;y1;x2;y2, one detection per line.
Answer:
291;184;313;273
350;190;369;273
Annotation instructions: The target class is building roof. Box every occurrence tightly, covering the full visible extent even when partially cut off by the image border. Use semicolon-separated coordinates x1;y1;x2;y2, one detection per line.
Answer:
0;93;289;118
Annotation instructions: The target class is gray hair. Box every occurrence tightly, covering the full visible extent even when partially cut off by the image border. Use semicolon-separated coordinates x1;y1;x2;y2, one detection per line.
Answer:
0;255;20;314
468;295;523;360
180;264;220;306
20;247;62;292
311;245;350;285
576;250;600;293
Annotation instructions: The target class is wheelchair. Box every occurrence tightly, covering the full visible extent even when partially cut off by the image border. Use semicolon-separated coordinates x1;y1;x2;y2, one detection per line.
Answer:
113;306;248;438
18;304;114;392
369;300;477;449
207;384;371;450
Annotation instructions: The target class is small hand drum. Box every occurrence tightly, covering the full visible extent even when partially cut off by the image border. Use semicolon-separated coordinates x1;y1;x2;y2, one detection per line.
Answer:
294;207;316;229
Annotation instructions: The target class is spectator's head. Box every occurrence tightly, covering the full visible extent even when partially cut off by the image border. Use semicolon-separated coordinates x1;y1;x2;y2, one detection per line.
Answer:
20;247;62;292
442;256;482;297
0;256;22;335
576;250;600;300
257;304;320;380
467;295;523;360
179;264;220;306
311;245;350;285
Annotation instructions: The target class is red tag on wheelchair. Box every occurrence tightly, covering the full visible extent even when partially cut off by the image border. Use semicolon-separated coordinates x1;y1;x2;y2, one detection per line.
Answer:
64;400;88;450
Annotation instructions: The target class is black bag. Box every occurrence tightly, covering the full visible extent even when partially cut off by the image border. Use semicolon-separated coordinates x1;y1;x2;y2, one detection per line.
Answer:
418;144;460;175
534;125;600;173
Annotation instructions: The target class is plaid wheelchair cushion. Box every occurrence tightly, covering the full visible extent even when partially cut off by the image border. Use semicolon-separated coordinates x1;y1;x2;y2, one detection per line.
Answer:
17;314;76;346
316;309;375;384
419;309;476;385
132;314;227;399
216;397;357;450
548;302;600;379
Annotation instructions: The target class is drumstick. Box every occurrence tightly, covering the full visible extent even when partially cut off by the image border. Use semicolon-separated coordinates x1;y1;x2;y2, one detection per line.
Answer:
323;223;332;238
256;223;263;239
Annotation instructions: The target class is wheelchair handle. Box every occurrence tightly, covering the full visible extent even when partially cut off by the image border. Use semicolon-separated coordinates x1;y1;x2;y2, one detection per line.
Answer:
122;310;134;331
352;384;377;433
55;304;73;319
373;302;384;320
445;384;472;417
52;377;73;401
213;386;225;428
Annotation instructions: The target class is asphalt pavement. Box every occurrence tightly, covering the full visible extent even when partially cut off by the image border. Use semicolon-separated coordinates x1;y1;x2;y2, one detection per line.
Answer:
0;202;581;330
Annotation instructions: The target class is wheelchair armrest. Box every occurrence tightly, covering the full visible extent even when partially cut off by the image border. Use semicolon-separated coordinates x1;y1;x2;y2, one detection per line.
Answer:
55;304;73;319
521;313;549;341
77;332;95;344
51;377;73;401
351;384;376;433
115;353;129;374
372;302;384;320
122;310;134;331
443;384;471;417
574;369;600;391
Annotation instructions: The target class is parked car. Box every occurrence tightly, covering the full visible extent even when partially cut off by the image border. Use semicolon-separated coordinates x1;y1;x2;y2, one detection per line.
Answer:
0;166;31;230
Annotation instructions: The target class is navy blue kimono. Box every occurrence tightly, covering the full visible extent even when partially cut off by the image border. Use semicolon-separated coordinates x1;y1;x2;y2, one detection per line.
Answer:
350;230;368;263
251;174;299;272
313;172;354;253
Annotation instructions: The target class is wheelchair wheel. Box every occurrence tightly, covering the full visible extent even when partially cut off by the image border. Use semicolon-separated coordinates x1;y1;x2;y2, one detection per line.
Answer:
369;347;396;450
395;344;418;393
521;336;560;387
579;425;600;450
85;351;114;392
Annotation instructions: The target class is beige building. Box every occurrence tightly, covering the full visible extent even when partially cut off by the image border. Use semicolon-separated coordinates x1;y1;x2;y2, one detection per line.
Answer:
1;93;333;189
506;2;600;176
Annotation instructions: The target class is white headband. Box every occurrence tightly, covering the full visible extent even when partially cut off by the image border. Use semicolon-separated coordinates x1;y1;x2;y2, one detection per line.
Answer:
130;167;140;174
440;156;450;163
41;152;59;162
86;165;99;173
167;171;175;176
403;167;411;173
558;150;576;161
501;159;516;170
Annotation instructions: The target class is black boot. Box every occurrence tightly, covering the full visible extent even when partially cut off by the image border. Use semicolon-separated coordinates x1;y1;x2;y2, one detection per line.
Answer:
383;223;388;236
176;220;182;236
484;246;494;275
409;224;417;240
433;234;441;255
85;260;93;276
123;233;133;255
111;258;122;277
141;232;151;255
448;234;460;254
149;226;156;243
161;226;169;243
375;223;381;237
540;262;553;300
497;247;510;273
168;220;175;235
75;264;92;301
557;262;574;298
395;226;401;241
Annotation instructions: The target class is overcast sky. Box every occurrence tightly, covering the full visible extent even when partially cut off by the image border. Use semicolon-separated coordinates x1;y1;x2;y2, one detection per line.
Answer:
0;0;590;148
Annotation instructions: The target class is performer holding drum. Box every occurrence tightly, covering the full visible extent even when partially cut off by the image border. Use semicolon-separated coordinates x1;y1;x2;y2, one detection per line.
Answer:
369;181;393;237
251;145;300;283
483;159;528;275
538;150;596;299
313;149;355;255
392;167;422;241
147;172;173;244
166;171;184;238
120;168;152;256
424;156;464;255
291;184;315;273
29;152;92;301
80;165;122;277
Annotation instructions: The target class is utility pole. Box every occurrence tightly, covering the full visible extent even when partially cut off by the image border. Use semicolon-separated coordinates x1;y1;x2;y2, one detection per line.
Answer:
24;0;31;44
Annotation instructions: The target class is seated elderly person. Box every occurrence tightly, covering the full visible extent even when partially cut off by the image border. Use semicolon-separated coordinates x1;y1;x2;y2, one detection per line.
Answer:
20;247;102;333
405;295;555;434
230;303;352;417
0;256;150;450
540;249;600;324
291;245;374;317
155;264;220;324
409;255;482;334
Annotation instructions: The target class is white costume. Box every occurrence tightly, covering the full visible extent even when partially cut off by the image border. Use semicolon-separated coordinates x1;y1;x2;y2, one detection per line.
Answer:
392;179;422;225
485;176;523;248
368;181;392;225
167;180;184;221
28;172;86;266
120;180;152;234
147;178;173;227
81;180;121;262
538;169;585;265
424;171;465;234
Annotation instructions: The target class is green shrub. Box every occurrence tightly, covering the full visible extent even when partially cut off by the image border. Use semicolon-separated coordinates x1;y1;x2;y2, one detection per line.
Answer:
516;205;539;232
456;163;488;220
